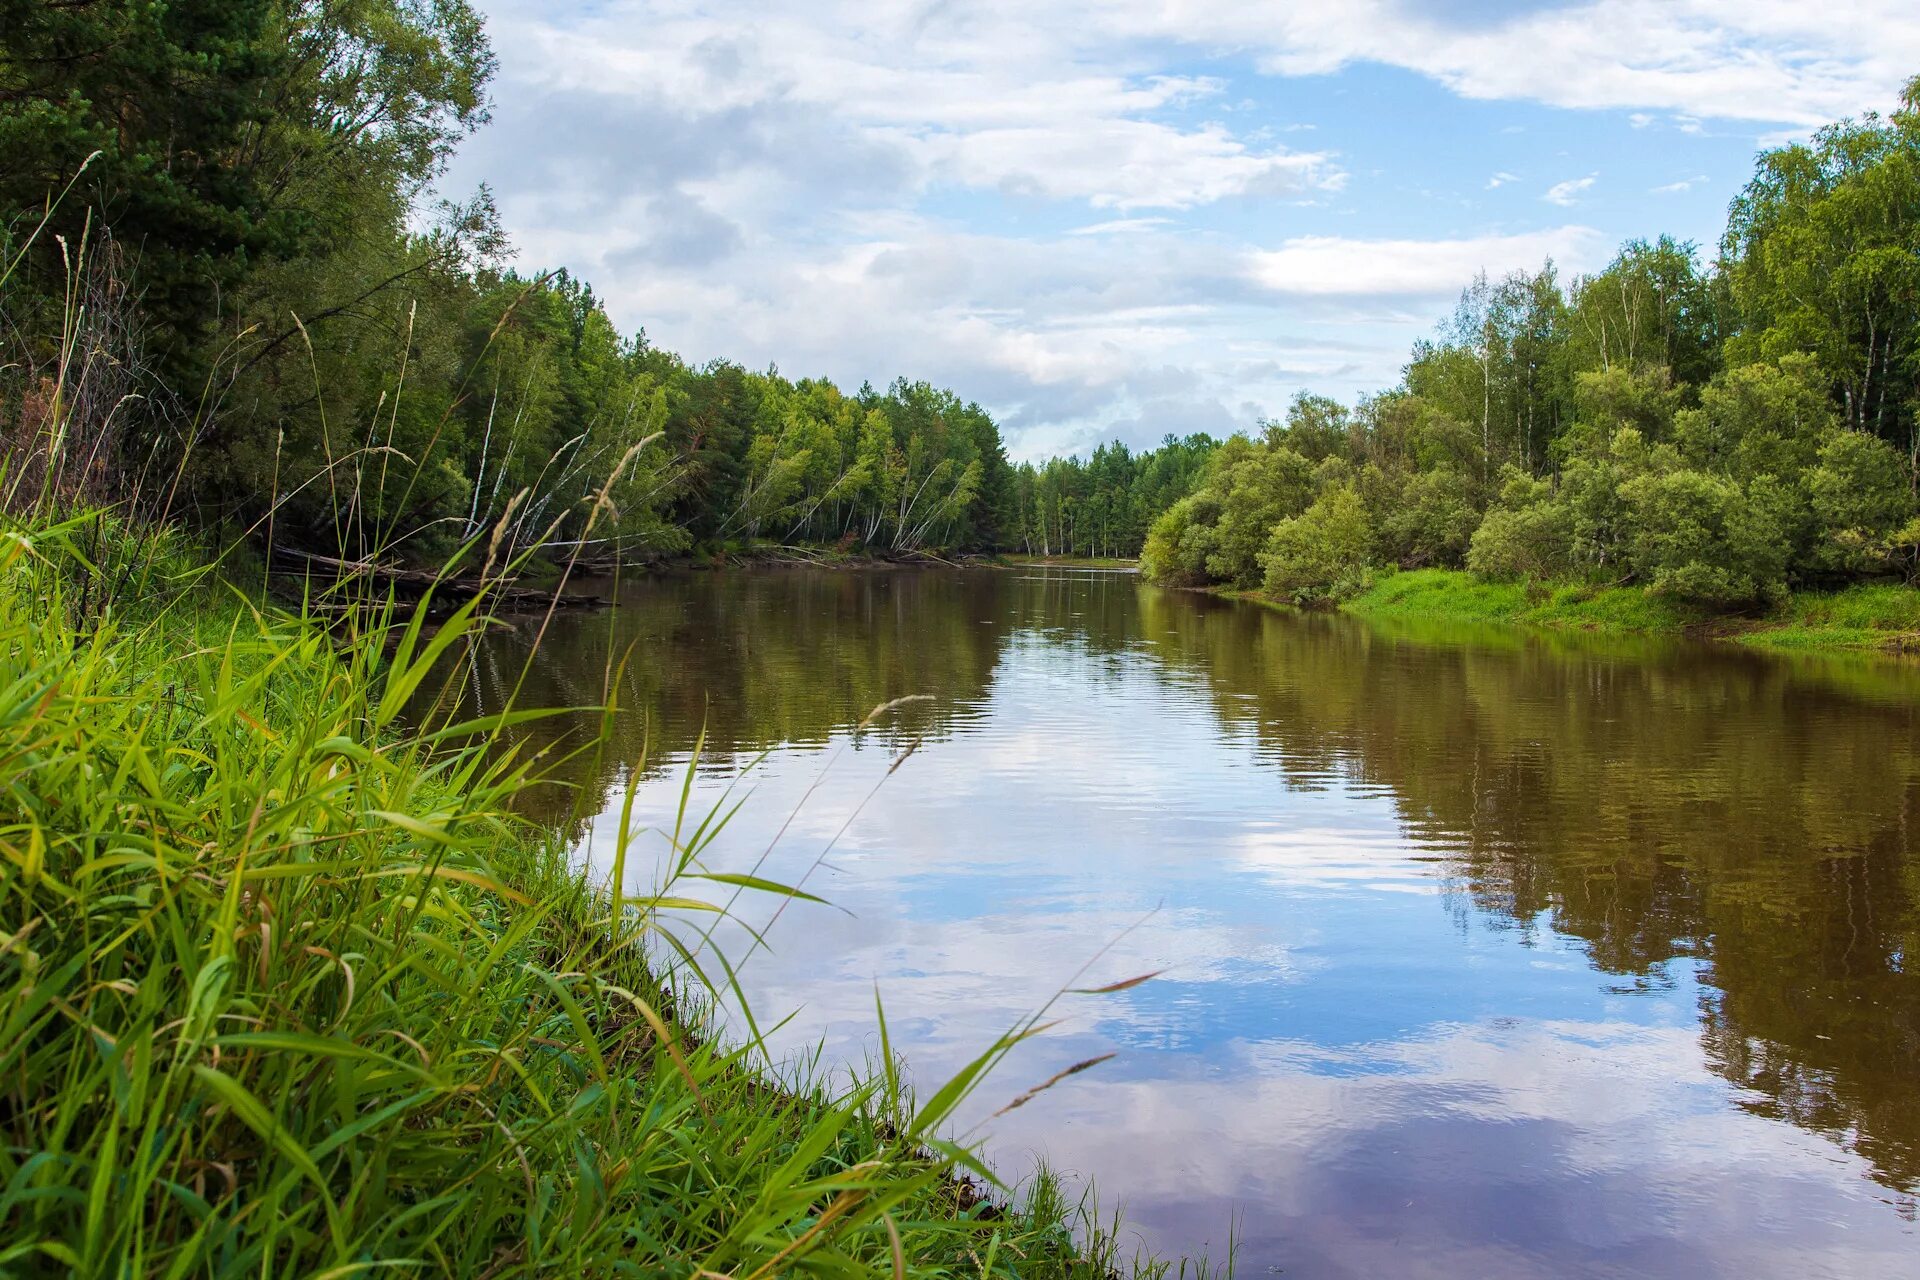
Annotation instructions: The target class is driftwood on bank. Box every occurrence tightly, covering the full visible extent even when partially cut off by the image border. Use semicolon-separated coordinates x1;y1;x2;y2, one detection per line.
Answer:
271;547;610;617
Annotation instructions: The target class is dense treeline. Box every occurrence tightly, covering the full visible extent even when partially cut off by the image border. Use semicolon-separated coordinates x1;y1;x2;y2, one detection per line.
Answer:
1006;435;1218;558
9;6;1919;588
0;1;1021;560
1145;78;1920;607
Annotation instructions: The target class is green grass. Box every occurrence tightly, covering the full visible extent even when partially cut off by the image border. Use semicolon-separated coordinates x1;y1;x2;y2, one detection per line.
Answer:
1347;569;1707;633
0;513;1219;1278
994;555;1140;570
1338;568;1920;654
1736;583;1920;653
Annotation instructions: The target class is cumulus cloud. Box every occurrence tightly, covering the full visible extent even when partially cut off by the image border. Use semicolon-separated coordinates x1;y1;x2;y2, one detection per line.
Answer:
444;0;1915;457
1245;228;1608;299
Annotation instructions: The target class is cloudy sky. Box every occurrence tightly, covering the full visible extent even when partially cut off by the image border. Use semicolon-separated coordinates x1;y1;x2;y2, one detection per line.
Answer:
443;1;1920;460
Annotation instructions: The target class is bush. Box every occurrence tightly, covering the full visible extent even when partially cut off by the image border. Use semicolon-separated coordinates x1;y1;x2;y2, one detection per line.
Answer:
1466;467;1572;581
1378;466;1479;568
1619;468;1791;604
1260;485;1374;603
1140;493;1215;585
1469;502;1573;581
1202;442;1315;586
1808;428;1914;573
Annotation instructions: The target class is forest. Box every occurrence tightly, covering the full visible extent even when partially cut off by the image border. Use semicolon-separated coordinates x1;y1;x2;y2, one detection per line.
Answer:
5;5;1920;602
1142;81;1920;608
0;1;1016;561
0;0;1220;568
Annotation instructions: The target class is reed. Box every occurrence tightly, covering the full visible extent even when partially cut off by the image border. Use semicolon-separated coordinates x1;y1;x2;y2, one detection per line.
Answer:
0;507;1240;1277
0;187;1229;1277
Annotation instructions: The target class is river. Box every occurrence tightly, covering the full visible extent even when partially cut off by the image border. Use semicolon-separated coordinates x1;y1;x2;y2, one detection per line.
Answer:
466;565;1920;1278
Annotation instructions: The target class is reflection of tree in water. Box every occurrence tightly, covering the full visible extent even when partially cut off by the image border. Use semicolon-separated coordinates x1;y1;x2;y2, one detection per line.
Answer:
1134;589;1920;1197
447;569;1030;826
459;568;1920;1199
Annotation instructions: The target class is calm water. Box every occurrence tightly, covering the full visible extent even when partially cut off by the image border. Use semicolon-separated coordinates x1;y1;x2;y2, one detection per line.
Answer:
472;566;1920;1278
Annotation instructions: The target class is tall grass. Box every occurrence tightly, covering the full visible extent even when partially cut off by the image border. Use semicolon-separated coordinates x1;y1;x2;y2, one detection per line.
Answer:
0;182;1231;1276
0;507;1233;1277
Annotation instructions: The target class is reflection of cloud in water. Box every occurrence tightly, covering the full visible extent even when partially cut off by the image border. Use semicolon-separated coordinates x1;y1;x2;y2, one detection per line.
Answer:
491;568;1920;1276
1026;1022;1917;1279
1234;823;1443;894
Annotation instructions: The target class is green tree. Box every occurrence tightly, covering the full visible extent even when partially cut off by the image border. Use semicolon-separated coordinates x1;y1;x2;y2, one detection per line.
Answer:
1722;76;1920;464
1260;484;1373;603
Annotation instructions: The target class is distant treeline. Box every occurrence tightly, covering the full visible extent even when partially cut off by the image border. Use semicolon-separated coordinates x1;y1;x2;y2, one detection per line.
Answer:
0;2;1027;559
6;8;1919;586
1144;79;1920;605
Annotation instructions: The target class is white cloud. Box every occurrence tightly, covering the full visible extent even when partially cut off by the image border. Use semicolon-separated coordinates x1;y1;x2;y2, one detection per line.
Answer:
1156;0;1920;127
448;0;1920;457
1651;174;1711;194
484;4;1343;214
938;120;1342;210
1543;174;1598;206
1246;228;1608;298
1070;217;1176;236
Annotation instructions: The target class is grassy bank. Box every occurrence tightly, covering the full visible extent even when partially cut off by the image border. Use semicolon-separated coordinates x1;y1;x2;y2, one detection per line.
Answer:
1335;569;1920;654
995;555;1141;571
0;515;1204;1278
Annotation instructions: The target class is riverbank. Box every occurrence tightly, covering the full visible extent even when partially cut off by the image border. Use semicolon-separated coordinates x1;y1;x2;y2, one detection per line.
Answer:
1334;569;1920;654
0;515;1188;1278
995;554;1141;571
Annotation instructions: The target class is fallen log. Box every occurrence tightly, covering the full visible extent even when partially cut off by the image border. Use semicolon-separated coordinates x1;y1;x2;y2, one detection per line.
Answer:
271;547;610;616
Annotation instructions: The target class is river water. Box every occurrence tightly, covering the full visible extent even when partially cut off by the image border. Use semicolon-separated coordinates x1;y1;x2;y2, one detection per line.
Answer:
472;565;1920;1278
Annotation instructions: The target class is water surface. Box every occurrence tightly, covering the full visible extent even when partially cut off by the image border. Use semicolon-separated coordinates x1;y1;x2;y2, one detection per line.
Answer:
473;566;1920;1278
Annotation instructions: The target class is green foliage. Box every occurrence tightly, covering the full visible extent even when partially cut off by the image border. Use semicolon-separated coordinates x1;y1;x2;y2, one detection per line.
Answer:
0;520;1195;1278
0;0;494;360
1744;582;1920;650
1467;468;1573;581
1723;75;1920;452
1140;492;1215;586
0;6;1026;564
1618;468;1792;604
1376;466;1479;569
1672;355;1838;481
7;0;1920;613
1135;437;1310;587
1564;237;1722;388
1345;568;1708;635
1130;97;1920;614
1807;428;1913;573
1010;434;1219;559
1260;484;1373;604
1201;441;1315;586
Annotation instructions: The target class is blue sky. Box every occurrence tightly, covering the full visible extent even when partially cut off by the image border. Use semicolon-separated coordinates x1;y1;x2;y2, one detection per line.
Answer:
444;1;1920;460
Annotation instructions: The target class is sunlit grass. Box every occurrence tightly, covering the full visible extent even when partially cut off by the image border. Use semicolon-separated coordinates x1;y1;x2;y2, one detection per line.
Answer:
1340;568;1920;654
0;197;1228;1277
0;512;1225;1277
1735;584;1920;652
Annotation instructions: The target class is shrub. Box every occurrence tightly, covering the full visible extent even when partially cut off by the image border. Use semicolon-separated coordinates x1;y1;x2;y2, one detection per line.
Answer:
1378;466;1479;568
1469;502;1573;581
1261;485;1374;604
1619;468;1791;604
1807;428;1914;573
1140;493;1215;585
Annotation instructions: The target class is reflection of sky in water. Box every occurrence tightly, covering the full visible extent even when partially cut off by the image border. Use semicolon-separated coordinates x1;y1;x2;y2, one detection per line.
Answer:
558;577;1920;1278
